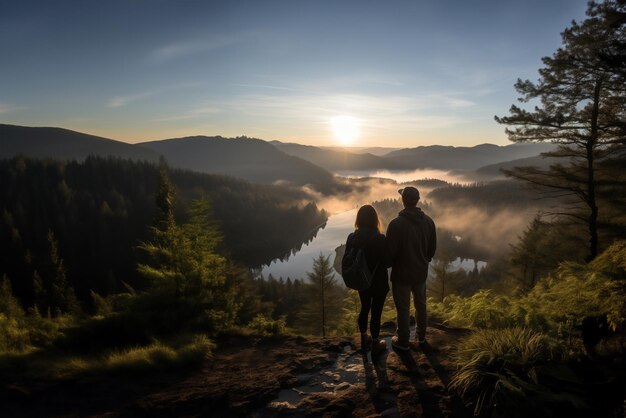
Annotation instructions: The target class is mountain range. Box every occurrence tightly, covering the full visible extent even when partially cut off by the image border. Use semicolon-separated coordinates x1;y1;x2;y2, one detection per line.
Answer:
139;136;336;188
0;124;158;162
1;123;556;186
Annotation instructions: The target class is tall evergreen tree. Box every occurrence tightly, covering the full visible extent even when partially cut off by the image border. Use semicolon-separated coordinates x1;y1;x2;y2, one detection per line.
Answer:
298;254;343;336
429;249;455;303
495;0;626;260
46;230;80;316
0;275;24;319
137;166;238;332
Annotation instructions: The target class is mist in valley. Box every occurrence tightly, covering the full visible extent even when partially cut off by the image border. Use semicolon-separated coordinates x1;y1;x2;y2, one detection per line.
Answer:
2;1;625;416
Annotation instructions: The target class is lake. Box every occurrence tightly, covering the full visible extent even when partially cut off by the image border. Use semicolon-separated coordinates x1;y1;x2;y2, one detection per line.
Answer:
261;170;489;281
260;209;357;280
260;208;486;281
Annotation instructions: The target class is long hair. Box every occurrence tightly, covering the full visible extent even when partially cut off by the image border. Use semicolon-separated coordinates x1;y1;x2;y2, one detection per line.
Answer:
355;204;381;232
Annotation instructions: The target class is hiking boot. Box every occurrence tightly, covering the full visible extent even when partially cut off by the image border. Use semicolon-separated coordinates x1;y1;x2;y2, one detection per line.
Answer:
371;339;387;354
391;336;410;351
360;333;372;352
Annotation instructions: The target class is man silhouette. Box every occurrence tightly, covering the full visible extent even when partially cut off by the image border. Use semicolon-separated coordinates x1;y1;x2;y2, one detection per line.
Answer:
386;186;436;351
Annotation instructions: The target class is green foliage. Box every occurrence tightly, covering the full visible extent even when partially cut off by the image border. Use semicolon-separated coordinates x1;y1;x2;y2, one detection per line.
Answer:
0;312;73;354
136;192;238;334
297;254;345;336
336;289;361;335
429;291;529;330
0;156;327;308
428;248;466;302
256;276;309;328
430;240;626;339
90;291;113;317
0;275;24;319
450;328;584;417
77;335;214;375
0;275;74;353
510;215;587;289
247;314;287;336
495;0;626;260
0;314;30;352
0;334;213;379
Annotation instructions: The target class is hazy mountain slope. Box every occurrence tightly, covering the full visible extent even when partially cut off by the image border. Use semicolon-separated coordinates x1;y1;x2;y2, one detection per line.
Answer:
475;154;559;176
322;146;401;156
384;143;556;170
0;124;158;161
271;140;388;171
274;140;556;173
140;136;336;188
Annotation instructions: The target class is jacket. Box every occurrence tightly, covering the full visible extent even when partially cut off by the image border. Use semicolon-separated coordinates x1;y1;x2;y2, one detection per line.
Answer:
344;227;390;294
386;207;436;284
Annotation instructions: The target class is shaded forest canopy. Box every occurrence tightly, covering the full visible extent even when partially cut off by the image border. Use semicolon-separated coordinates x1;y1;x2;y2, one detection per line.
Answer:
0;156;327;308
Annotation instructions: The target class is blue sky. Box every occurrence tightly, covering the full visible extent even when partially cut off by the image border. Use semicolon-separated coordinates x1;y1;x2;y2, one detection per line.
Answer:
0;0;589;146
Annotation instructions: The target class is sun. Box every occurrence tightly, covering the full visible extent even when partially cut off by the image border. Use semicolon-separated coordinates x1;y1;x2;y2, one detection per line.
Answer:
330;115;359;145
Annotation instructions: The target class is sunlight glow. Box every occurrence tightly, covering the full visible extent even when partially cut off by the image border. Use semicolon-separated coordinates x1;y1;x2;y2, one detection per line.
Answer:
330;115;359;145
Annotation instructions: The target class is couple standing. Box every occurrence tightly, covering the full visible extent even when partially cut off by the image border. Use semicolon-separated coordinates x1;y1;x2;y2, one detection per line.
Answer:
343;186;436;353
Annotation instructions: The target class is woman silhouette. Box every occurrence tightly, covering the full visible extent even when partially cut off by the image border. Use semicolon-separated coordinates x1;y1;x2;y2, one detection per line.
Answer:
343;205;389;353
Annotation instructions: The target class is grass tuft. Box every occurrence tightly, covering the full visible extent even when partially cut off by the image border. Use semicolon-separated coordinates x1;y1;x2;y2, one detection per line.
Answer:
450;327;575;416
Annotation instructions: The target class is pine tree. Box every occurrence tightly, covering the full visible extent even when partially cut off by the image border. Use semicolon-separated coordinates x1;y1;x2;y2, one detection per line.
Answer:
46;230;80;316
298;254;343;336
495;0;626;260
137;169;237;332
0;275;24;319
430;250;454;302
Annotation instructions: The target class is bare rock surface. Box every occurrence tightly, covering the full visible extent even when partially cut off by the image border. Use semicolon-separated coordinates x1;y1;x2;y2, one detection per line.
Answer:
1;326;472;417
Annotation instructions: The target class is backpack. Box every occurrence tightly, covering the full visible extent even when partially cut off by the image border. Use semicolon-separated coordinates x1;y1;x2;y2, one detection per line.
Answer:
341;233;379;291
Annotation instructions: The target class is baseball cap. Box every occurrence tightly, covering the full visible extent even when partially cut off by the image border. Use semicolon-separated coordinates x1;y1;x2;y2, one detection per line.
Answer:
398;186;420;201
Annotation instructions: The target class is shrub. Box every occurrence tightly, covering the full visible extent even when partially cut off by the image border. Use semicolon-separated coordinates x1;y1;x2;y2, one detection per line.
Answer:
248;314;287;336
429;241;626;342
450;328;587;417
0;314;30;352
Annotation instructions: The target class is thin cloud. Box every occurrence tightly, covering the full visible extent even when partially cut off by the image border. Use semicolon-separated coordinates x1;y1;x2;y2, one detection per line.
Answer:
107;91;155;108
0;102;22;113
106;82;206;108
149;35;239;63
216;93;469;130
232;83;303;92
445;97;475;108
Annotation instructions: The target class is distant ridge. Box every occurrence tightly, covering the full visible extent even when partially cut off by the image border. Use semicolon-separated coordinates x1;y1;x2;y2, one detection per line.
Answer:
0;123;557;183
475;154;559;176
270;140;388;171
321;146;401;157
383;142;556;170
139;136;337;188
0;124;158;162
0;125;338;190
274;139;556;172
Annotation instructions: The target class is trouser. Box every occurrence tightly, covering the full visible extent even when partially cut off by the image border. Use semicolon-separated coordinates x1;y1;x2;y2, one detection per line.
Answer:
392;281;427;343
358;287;388;339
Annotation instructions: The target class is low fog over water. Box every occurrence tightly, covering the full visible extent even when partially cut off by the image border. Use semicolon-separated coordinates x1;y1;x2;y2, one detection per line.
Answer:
262;169;524;281
336;168;478;185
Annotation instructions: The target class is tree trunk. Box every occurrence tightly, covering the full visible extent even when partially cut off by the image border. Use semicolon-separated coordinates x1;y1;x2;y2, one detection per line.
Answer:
321;282;326;337
587;78;602;261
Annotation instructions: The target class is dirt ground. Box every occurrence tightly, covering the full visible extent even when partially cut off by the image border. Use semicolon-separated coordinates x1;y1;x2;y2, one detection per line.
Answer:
1;324;472;417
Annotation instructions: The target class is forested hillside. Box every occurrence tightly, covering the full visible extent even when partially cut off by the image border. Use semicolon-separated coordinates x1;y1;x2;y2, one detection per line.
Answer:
0;124;158;162
139;136;341;191
0;156;327;308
